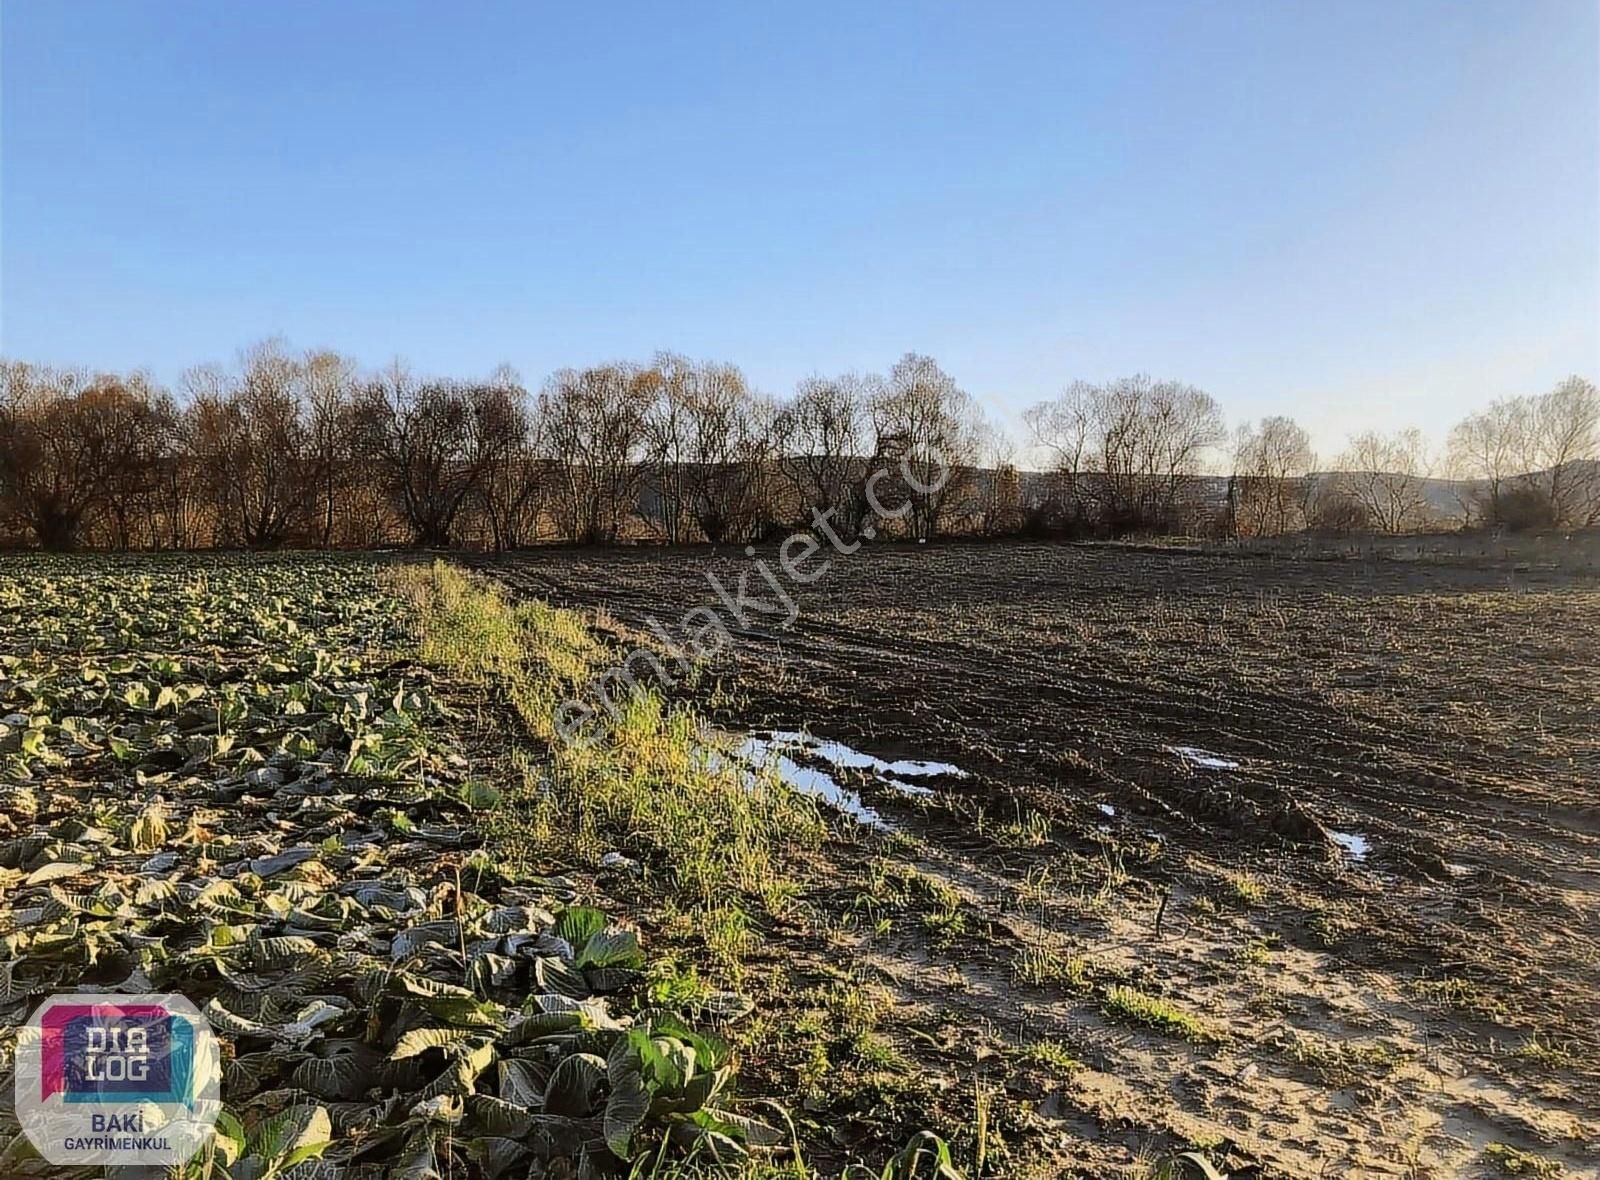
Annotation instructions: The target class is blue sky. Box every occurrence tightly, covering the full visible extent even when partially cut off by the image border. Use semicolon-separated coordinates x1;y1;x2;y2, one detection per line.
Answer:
2;0;1595;458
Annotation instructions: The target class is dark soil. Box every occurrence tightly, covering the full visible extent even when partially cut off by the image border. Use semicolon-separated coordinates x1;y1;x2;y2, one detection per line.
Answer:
476;541;1600;1178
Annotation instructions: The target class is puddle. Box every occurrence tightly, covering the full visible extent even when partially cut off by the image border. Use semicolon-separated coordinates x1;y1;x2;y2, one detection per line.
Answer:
767;731;968;779
731;730;967;828
881;757;968;778
885;778;936;798
1166;745;1241;770
1330;830;1371;861
734;734;889;829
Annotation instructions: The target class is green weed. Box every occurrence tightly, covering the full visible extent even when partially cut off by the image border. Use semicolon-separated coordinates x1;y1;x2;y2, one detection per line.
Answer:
1101;986;1217;1043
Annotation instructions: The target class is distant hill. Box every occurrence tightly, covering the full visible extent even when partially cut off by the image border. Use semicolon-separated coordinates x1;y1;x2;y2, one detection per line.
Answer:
1014;470;1473;518
1016;460;1599;528
1303;472;1477;519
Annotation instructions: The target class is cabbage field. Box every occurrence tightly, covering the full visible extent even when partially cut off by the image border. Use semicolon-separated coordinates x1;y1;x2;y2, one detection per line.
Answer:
0;558;840;1180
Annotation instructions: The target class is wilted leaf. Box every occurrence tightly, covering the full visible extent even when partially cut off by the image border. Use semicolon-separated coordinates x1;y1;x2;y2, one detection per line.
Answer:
542;1052;607;1117
418;1038;496;1099
292;1039;379;1100
575;927;644;971
603;1065;650;1157
391;921;460;961
496;1057;548;1109
24;860;90;886
466;1135;528;1180
391;1026;476;1061
129;802;167;851
248;1103;333;1168
702;991;756;1023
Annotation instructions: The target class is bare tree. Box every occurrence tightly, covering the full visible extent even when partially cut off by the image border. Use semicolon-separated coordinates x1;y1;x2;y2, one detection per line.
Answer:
304;349;360;547
678;359;766;544
8;331;1584;552
639;352;768;544
154;403;208;550
1024;384;1093;532
640;352;782;545
744;393;794;542
1024;386;1090;477
1231;416;1315;536
642;352;697;544
1447;396;1524;524
362;363;520;547
954;410;1020;536
1334;428;1433;533
779;374;872;536
477;366;546;551
1025;375;1224;534
93;371;177;550
870;353;981;540
180;340;314;548
1523;376;1599;527
540;363;657;543
0;363;171;550
1447;377;1598;529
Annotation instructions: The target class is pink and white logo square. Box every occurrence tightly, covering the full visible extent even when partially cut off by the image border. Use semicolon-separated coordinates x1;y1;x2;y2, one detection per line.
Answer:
14;993;221;1166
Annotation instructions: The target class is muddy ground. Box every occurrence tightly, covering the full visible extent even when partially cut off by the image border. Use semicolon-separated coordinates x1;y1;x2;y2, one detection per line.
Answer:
476;541;1600;1178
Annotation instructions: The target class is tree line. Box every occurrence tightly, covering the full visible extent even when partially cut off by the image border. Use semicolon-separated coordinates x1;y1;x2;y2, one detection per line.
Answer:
1;341;1594;550
0;344;1004;551
1023;373;1598;537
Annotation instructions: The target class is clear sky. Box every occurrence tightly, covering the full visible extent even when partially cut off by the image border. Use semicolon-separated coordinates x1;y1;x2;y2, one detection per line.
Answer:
2;0;1596;459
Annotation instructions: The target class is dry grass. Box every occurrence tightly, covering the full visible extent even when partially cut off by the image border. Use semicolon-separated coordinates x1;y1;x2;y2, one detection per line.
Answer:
391;561;826;967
